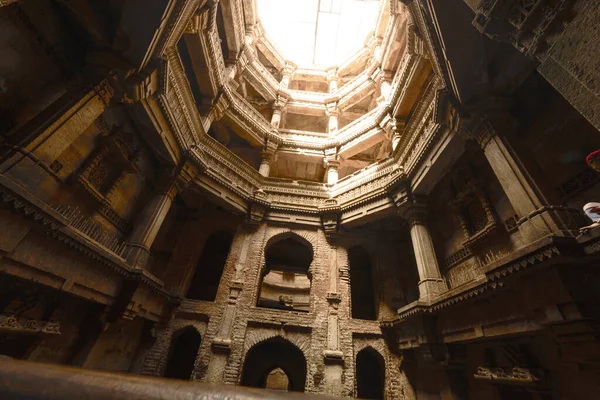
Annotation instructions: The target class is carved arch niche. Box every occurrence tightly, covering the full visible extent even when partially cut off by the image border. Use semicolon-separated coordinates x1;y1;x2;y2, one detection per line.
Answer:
257;233;314;312
356;346;385;399
164;327;201;380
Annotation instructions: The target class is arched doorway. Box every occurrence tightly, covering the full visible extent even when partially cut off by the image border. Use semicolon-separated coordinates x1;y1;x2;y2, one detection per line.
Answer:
349;246;377;320
164;327;201;380
241;337;307;392
356;347;385;399
258;234;313;312
187;231;233;301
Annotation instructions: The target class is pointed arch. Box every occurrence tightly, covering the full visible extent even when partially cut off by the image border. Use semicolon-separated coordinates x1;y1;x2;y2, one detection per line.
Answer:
241;336;307;392
164;326;201;380
257;232;314;312
356;346;385;399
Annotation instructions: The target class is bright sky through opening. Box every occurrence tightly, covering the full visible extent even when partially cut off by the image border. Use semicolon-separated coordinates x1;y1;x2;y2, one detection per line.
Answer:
256;0;380;68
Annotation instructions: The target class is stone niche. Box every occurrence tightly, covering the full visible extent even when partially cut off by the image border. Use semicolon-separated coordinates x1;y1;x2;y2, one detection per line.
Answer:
257;236;313;312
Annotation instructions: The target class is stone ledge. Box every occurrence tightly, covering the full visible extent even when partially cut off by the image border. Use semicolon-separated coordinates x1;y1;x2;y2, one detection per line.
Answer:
390;236;583;324
323;350;344;364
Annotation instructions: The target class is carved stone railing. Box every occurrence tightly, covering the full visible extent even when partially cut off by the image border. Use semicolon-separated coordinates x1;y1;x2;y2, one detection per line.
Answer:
51;204;128;257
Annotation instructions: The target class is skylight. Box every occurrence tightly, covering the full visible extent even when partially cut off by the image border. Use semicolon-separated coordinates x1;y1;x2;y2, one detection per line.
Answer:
256;0;381;68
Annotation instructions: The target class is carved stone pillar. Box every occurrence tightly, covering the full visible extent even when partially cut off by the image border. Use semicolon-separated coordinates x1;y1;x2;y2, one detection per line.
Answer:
124;158;201;269
378;72;393;104
270;96;287;129
326;105;339;134
403;202;448;301
392;119;406;151
258;148;276;177
327;68;338;93
470;115;580;242
270;108;282;129
321;246;344;396
280;63;295;89
124;175;178;269
324;157;341;185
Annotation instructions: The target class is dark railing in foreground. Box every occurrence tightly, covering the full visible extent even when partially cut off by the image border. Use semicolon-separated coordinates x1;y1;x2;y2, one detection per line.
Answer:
0;358;337;400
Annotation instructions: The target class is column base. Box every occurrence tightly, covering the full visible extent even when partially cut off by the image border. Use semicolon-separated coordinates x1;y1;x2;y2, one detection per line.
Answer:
418;278;448;301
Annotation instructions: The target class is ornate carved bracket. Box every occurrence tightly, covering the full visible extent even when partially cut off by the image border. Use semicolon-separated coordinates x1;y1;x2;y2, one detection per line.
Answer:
246;189;270;226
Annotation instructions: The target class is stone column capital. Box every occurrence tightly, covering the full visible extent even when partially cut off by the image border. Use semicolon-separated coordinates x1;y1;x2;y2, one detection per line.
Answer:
283;62;296;77
323;156;341;170
326;68;338;82
325;102;339;117
404;202;429;227
467;111;520;150
261;147;277;162
273;95;289;111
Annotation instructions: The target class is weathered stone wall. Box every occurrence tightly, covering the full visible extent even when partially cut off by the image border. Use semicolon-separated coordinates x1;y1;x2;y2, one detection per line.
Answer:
143;222;414;397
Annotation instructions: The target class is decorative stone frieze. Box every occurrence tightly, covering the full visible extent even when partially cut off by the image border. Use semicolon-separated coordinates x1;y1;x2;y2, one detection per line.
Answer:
474;366;543;384
0;314;61;335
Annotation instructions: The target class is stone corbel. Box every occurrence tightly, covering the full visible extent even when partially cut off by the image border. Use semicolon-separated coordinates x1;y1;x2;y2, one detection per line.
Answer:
390;177;412;214
407;23;426;57
273;94;289;112
175;159;200;192
392;118;407;151
207;90;231;121
122;65;160;103
184;13;200;34
320;199;341;242
246;189;270;226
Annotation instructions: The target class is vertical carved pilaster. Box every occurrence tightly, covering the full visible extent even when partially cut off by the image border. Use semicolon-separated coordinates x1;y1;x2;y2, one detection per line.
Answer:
327;68;338;93
270;95;288;129
326;103;339;133
323;157;341;185
399;200;448;301
468;114;580;241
